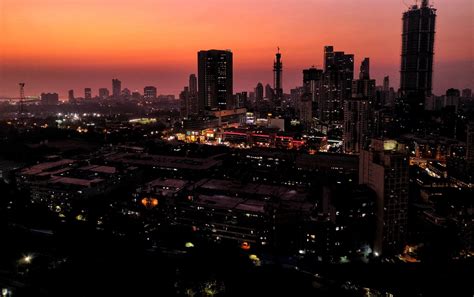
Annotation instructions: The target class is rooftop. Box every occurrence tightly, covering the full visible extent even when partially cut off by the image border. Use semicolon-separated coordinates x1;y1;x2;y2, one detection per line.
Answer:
80;165;117;174
197;179;307;200
106;152;222;170
49;176;104;187
195;194;266;214
21;159;75;176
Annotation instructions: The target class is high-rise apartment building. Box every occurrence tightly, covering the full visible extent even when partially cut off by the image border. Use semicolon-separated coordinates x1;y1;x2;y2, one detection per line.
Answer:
112;79;122;99
303;67;323;105
344;59;376;154
400;0;436;101
198;50;233;111
255;83;264;105
84;88;92;100
144;86;157;100
99;88;110;99
320;46;354;123
344;99;369;154
360;139;409;255
68;90;75;103
188;74;198;115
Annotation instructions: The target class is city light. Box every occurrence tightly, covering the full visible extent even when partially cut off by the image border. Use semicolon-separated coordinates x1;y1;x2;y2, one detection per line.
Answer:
19;254;34;264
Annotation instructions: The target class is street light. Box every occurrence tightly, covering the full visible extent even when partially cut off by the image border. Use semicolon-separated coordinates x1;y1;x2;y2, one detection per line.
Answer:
19;254;34;265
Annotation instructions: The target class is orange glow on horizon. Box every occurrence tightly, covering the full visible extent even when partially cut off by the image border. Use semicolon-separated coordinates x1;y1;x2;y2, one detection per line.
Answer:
0;0;472;96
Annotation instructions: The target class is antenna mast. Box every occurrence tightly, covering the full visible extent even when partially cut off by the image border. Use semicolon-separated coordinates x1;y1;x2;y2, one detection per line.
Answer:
19;83;25;115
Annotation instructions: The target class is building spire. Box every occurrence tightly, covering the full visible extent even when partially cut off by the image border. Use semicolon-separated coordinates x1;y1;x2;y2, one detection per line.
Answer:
421;0;429;8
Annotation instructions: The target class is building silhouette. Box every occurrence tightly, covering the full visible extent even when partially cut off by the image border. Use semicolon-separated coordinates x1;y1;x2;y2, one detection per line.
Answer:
383;76;390;92
360;139;409;255
68;89;75;103
121;88;131;100
198;50;233;111
302;67;323;127
180;75;199;118
359;58;370;80
273;48;283;107
462;88;472;98
400;0;436;101
255;83;264;105
321;46;354;123
188;74;198;115
303;67;323;104
84;88;92;100
265;84;274;101
344;59;376;154
144;86;157;100
41;93;59;105
344;99;369;154
99;88;110;100
180;87;191;118
112;79;122;99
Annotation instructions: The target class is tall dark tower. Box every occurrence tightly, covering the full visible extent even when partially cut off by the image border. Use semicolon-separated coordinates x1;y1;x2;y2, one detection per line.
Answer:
189;74;197;95
189;74;198;115
112;79;122;99
320;46;354;123
198;50;233;111
400;0;436;100
359;58;370;80
273;48;283;107
19;83;26;115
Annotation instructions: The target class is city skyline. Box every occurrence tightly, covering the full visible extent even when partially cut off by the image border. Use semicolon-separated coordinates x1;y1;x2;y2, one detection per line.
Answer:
1;0;473;98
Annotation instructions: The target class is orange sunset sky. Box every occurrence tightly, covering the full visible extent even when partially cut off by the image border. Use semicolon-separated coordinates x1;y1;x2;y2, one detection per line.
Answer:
0;0;473;98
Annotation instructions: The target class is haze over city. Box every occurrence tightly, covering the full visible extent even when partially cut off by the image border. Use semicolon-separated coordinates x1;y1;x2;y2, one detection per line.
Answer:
1;0;472;97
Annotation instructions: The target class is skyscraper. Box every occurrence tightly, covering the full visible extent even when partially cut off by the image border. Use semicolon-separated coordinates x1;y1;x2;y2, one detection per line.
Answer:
359;58;370;80
189;74;197;95
189;74;198;115
112;79;122;99
303;67;323;104
68;90;75;103
273;48;283;106
84;88;92;100
99;88;110;99
198;50;233;111
255;83;264;105
352;59;376;99
235;92;248;109
302;67;323;124
321;46;354;123
383;76;390;92
360;139;409;255
265;84;274;101
299;93;313;128
344;99;369;154
144;86;157;100
180;87;191;118
400;0;436;100
345;59;376;154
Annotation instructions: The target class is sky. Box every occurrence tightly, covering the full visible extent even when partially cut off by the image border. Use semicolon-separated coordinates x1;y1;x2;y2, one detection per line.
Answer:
0;0;473;98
